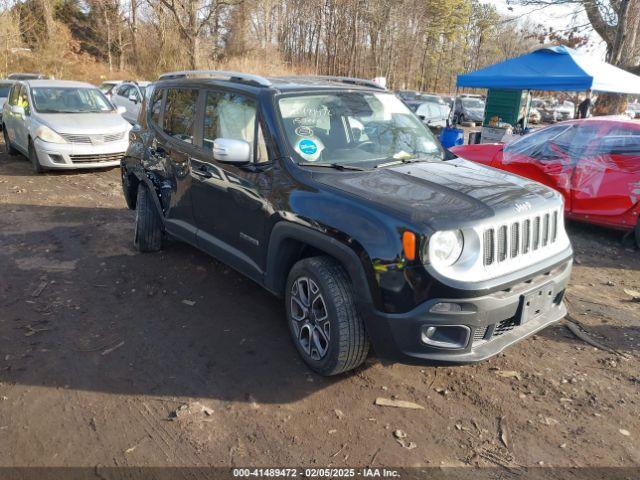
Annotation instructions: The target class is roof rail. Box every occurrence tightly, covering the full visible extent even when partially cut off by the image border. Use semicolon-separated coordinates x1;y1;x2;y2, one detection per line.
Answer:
310;76;386;90
157;70;272;87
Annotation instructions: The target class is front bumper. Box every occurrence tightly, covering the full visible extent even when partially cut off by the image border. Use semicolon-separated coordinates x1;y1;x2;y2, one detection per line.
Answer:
362;256;572;364
34;137;128;169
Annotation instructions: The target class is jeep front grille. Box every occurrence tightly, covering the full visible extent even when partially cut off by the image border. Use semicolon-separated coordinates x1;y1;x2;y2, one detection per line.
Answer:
482;209;560;267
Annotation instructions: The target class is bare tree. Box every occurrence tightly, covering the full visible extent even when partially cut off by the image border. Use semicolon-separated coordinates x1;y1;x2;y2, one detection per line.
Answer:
152;0;236;69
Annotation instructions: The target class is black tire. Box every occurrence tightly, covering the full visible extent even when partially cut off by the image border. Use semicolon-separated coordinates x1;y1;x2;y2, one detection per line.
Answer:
2;126;18;155
635;220;640;249
28;139;45;173
121;167;138;210
285;256;369;376
134;185;162;252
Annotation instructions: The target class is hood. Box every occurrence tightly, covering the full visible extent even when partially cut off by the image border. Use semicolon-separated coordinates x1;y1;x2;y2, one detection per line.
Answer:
37;112;131;135
311;158;558;231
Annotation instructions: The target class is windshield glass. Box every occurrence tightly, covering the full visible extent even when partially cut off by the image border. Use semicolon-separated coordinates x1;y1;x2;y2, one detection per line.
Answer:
461;98;484;109
278;91;444;167
31;88;114;113
0;86;10;98
99;82;115;92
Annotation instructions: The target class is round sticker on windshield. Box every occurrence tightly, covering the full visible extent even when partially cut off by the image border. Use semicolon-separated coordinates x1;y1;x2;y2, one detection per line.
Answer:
298;139;318;155
296;138;323;162
295;126;314;137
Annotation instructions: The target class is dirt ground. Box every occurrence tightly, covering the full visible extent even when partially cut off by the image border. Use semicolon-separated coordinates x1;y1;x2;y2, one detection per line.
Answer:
0;145;639;475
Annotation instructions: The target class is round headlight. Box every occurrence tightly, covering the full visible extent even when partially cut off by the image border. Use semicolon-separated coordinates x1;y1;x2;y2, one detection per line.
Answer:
426;230;464;268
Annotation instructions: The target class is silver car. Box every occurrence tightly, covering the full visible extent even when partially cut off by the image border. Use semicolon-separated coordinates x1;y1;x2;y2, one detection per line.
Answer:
2;80;131;173
110;81;150;124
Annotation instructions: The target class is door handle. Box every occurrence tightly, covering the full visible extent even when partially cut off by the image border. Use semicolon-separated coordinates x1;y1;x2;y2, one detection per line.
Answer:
192;166;212;179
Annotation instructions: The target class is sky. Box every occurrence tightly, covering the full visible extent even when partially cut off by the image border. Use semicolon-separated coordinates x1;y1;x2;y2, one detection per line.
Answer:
482;0;608;58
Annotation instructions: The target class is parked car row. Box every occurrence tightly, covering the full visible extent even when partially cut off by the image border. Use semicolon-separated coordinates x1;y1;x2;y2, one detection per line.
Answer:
531;98;575;123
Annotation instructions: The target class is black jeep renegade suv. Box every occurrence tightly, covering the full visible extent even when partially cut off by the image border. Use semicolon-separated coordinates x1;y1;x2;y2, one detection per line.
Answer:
120;71;573;375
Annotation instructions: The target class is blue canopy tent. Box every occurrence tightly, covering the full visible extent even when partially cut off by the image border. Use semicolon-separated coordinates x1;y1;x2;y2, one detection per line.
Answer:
457;45;640;94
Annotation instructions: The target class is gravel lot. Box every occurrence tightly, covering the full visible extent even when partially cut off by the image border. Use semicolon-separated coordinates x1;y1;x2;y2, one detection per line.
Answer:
0;146;638;474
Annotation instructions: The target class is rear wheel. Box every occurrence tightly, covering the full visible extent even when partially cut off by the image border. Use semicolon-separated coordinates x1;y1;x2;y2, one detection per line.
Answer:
285;256;369;376
2;126;18;155
28;139;44;173
134;185;163;252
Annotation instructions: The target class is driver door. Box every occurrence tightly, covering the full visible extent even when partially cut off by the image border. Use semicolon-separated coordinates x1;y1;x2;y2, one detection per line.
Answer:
189;89;272;279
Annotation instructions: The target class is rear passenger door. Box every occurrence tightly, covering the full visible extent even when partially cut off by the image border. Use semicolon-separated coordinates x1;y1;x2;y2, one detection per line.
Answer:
189;88;271;281
147;86;201;243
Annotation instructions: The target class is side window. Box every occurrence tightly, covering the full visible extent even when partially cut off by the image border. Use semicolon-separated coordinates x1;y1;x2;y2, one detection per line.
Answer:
256;122;269;164
149;88;163;126
163;88;198;144
203;91;260;161
117;85;130;97
598;126;640;156
17;85;30;115
8;84;19;105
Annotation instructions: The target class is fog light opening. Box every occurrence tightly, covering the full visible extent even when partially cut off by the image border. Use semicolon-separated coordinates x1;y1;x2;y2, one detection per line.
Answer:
421;325;470;349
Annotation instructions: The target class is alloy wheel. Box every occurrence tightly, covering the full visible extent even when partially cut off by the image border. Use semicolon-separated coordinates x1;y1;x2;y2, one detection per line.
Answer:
289;276;330;361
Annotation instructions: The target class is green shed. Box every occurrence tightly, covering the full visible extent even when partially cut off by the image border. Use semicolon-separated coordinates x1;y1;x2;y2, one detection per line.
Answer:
483;89;531;128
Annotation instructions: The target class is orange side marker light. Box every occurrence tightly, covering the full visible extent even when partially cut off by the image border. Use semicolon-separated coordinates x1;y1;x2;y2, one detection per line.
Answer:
402;231;416;261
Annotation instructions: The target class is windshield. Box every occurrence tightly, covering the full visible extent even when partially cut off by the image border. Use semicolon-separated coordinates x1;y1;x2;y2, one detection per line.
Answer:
461;98;484;109
420;95;443;104
0;86;10;98
31;88;114;113
99;82;115;92
278;91;444;167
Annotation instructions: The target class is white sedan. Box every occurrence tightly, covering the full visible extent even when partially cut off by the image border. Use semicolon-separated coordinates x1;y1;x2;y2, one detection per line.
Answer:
2;80;131;173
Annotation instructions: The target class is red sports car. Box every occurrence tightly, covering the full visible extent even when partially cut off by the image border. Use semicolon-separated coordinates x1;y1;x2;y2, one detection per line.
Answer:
451;118;640;246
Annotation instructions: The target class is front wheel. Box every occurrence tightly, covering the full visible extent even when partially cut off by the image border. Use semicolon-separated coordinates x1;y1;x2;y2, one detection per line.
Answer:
28;139;45;173
3;126;18;155
134;185;163;252
285;256;369;376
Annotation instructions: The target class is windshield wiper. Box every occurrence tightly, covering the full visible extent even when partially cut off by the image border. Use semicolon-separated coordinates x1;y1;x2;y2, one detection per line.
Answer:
375;157;429;168
297;162;366;171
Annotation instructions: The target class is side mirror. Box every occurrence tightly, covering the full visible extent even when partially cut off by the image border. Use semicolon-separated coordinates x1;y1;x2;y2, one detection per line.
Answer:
116;106;126;115
128;93;138;103
11;105;24;116
213;138;251;164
